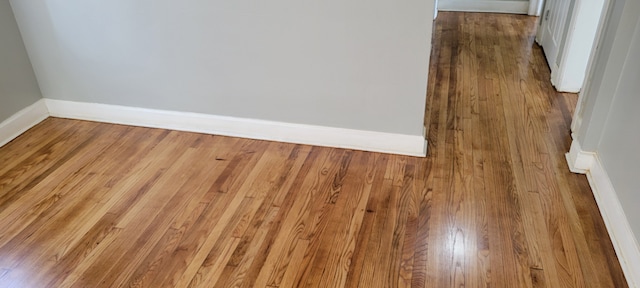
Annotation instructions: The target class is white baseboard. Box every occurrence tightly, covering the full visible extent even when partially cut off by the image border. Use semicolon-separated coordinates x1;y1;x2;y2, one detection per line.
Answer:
566;139;640;288
565;140;595;173
45;99;427;157
551;65;582;93
437;0;529;14
0;99;49;148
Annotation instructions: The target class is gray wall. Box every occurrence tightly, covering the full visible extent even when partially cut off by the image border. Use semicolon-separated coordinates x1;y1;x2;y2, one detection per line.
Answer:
597;16;640;239
0;0;42;123
9;0;433;136
574;0;640;239
575;0;636;150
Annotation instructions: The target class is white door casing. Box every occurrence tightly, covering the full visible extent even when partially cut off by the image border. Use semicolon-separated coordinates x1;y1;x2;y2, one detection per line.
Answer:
552;0;607;92
539;0;572;69
571;0;610;132
529;0;545;16
538;0;606;92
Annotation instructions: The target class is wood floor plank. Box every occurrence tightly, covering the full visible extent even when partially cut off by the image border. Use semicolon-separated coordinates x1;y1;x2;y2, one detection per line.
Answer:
0;12;628;288
0;124;133;252
0;121;104;212
101;136;245;288
0;118;75;176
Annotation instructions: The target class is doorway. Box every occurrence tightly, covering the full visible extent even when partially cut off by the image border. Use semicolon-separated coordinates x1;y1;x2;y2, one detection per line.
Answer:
437;0;544;15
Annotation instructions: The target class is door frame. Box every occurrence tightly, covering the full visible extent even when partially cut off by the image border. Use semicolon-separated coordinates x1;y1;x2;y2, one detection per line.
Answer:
528;0;544;15
571;0;611;133
538;0;607;92
552;0;607;92
538;0;572;70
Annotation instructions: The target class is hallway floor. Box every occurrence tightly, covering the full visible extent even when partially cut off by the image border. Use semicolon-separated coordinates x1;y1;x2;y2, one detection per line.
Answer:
0;12;628;287
422;12;627;287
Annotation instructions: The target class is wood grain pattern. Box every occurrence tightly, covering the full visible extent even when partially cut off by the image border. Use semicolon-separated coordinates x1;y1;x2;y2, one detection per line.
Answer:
0;12;628;288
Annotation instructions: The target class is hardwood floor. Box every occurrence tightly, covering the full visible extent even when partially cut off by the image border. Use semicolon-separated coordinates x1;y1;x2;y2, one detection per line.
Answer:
0;12;628;288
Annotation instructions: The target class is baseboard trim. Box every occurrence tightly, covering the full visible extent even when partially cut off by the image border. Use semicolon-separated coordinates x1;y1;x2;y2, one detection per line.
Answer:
0;99;49;148
565;140;595;173
45;99;427;157
437;0;529;14
566;139;640;288
551;64;582;93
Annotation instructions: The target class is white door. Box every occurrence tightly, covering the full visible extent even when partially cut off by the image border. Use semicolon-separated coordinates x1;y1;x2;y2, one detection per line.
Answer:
538;0;572;68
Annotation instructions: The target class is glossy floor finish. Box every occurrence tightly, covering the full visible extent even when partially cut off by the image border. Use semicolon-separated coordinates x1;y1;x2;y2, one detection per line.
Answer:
0;12;627;288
